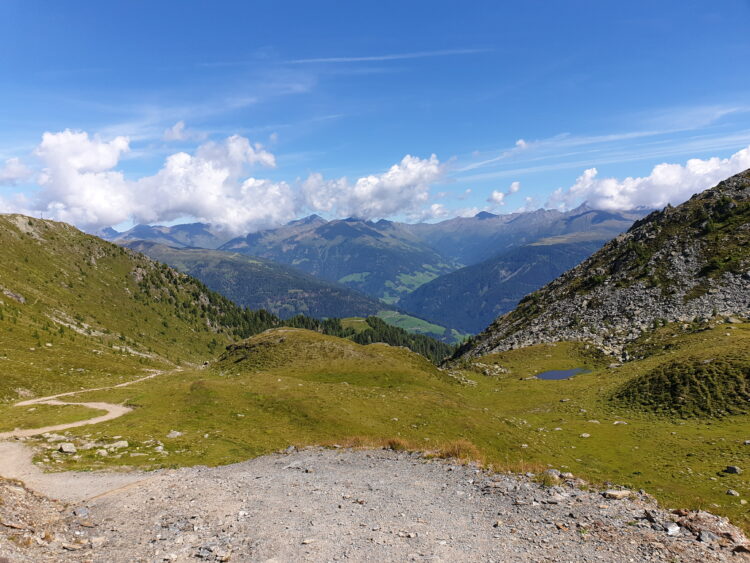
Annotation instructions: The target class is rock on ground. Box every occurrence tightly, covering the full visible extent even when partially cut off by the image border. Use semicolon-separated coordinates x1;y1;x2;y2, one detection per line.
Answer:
1;448;748;562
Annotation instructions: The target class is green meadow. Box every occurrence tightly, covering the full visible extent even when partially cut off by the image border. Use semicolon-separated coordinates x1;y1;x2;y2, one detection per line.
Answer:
3;321;748;531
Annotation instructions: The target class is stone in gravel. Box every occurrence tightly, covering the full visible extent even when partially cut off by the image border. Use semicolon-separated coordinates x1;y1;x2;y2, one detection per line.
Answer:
603;490;631;500
579;433;591;438
58;443;77;454
699;530;719;543
665;522;681;536
544;469;562;479
301;539;315;544
613;421;628;425
95;449;108;456
724;466;742;474
214;548;232;561
744;440;750;445
109;441;128;449
727;489;740;496
167;430;183;439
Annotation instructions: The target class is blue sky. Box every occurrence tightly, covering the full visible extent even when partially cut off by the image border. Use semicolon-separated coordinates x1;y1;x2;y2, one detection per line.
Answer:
1;0;750;232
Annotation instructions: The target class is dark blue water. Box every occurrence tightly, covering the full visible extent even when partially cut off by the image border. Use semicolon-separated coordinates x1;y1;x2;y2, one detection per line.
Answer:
536;368;590;380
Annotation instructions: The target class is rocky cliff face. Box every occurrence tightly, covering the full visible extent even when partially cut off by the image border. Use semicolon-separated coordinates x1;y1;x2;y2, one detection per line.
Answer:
459;169;750;359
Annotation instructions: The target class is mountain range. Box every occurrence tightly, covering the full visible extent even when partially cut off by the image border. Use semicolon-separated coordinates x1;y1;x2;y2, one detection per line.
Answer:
104;206;644;333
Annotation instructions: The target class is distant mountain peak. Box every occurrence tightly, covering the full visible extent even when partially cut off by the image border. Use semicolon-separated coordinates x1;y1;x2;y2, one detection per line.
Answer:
288;214;327;226
474;211;498;220
95;226;120;239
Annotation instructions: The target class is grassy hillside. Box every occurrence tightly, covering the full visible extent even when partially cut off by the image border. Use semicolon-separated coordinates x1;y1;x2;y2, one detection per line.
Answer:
612;353;750;418
0;215;452;400
3;318;750;531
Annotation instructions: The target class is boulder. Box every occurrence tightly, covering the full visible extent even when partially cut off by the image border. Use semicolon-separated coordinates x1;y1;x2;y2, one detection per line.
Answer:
603;489;631;500
58;442;77;454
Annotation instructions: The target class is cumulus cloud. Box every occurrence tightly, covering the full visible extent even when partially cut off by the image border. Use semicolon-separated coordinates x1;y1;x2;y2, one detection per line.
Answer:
487;190;505;205
487;181;521;206
300;154;443;219
29;129;286;233
548;145;750;210
4;124;450;231
0;158;32;185
7;129;446;233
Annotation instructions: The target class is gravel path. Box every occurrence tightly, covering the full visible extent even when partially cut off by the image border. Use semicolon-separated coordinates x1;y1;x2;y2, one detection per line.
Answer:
1;448;748;562
0;369;169;441
0;441;152;502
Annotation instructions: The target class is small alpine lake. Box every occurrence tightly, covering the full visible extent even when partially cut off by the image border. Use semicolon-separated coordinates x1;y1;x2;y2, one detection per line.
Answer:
535;368;591;380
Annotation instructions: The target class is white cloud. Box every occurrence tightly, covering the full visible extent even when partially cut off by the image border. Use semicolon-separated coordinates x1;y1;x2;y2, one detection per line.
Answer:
35;130;132;227
163;121;188;141
162;120;207;142
514;196;539;213
486;181;521;206
409;202;450;222
301;154;443;219
4;129;448;232
548;145;750;210
27;129;287;233
0;157;32;185
288;48;489;64
487;190;505;205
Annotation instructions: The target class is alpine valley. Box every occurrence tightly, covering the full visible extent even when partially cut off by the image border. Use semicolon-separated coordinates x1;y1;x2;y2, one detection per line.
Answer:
2;171;750;560
103;206;643;338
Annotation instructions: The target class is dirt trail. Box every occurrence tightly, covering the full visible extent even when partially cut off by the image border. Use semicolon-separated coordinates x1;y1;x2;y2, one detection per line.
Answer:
0;369;167;440
0;441;151;502
0;370;174;501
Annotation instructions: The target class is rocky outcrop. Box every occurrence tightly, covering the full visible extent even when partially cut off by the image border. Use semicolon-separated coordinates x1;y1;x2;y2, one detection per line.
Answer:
459;169;750;359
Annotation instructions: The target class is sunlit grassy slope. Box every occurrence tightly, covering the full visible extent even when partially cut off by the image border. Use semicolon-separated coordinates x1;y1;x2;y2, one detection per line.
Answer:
2;213;750;532
5;320;748;530
0;214;303;400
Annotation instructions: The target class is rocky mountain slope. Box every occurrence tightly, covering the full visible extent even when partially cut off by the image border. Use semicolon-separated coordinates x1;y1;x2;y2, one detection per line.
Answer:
125;241;389;320
459;169;750;359
400;239;604;333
